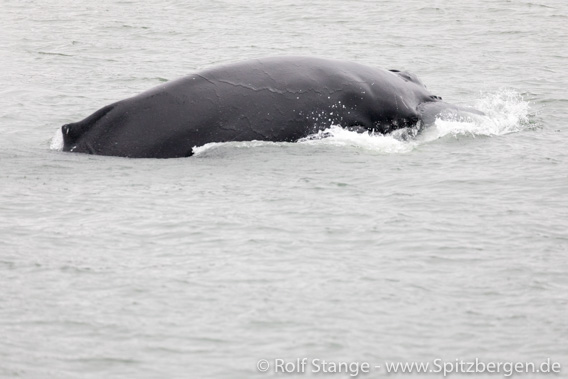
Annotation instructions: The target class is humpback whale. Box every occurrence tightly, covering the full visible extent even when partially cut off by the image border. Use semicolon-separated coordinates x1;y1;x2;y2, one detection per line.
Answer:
61;56;483;158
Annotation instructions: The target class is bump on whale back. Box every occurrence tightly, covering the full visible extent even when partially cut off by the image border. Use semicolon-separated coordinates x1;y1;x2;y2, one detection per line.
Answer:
62;104;114;149
389;69;426;88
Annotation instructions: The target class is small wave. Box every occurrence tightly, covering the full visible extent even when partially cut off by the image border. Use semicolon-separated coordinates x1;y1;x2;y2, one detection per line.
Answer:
190;126;419;156
191;127;418;156
38;51;72;57
298;125;416;154
192;140;281;156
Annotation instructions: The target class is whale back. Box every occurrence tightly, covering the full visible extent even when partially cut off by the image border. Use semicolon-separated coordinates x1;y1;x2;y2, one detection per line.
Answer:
60;57;482;158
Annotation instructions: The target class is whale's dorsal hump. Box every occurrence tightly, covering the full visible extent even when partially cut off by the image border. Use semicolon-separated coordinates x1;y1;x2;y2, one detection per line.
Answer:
389;69;426;88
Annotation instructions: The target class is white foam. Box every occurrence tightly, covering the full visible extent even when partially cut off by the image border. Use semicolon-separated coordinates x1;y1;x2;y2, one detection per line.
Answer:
50;127;63;150
192;140;280;156
474;89;532;134
294;90;532;153
192;126;418;156
419;89;532;142
298;125;416;154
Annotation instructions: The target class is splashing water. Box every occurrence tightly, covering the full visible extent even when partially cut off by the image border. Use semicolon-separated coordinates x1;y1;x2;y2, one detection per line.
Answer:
475;89;533;134
419;89;533;143
50;127;64;150
297;89;533;154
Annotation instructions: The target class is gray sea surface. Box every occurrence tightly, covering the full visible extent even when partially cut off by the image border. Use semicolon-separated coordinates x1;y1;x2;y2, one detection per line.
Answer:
1;0;567;378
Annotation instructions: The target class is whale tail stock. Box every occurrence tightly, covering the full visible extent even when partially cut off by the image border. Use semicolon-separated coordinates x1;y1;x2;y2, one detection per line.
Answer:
62;104;114;151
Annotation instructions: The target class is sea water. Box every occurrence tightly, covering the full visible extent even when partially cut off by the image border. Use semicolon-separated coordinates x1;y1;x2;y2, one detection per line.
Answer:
0;0;567;378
